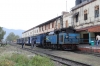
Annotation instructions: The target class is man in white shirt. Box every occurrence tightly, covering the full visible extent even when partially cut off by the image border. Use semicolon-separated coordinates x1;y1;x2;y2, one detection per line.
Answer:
96;35;100;45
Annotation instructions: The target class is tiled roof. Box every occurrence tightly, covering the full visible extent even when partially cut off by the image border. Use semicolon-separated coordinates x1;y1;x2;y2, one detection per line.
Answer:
76;25;100;32
88;25;100;32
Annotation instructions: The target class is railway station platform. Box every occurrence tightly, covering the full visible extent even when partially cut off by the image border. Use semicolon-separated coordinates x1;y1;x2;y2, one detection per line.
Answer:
77;44;100;53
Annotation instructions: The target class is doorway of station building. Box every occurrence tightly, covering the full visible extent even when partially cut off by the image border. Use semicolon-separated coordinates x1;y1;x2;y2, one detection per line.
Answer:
83;33;89;44
95;32;100;37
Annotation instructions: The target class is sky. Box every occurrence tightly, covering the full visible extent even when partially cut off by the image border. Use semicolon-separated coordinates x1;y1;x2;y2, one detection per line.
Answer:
0;0;75;30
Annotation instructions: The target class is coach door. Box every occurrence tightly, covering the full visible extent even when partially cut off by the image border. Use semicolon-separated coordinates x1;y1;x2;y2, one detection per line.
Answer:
59;34;64;44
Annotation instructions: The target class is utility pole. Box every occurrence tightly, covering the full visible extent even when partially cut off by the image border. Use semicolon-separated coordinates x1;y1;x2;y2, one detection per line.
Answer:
66;0;68;12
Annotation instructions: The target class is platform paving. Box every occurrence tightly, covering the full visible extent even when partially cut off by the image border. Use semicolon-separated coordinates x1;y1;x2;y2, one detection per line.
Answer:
78;44;100;53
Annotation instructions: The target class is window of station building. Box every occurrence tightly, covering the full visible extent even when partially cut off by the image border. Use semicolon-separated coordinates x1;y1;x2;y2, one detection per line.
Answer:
43;26;45;30
95;5;99;18
75;14;78;22
39;27;41;32
45;25;46;30
66;20;68;27
84;10;88;20
46;25;47;30
58;23;60;29
41;27;42;31
52;22;54;28
42;26;43;31
50;23;52;28
54;21;57;29
48;24;50;29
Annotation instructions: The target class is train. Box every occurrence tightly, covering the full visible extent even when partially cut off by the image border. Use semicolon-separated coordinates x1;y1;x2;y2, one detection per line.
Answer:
17;27;80;50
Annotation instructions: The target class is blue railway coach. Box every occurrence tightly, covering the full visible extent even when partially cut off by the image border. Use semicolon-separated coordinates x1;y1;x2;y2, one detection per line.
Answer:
36;34;46;46
24;37;30;45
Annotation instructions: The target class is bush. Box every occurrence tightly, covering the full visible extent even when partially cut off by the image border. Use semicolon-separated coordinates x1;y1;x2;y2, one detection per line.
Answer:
0;59;15;66
29;55;54;66
10;53;29;66
0;54;54;66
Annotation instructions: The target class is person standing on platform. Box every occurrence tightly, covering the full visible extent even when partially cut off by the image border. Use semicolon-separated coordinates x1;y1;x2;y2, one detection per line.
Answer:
31;38;35;49
22;40;24;48
96;35;100;46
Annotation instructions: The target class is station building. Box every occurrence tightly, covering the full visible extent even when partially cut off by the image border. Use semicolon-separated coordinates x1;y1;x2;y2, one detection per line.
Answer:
71;0;100;53
21;0;100;52
71;0;100;44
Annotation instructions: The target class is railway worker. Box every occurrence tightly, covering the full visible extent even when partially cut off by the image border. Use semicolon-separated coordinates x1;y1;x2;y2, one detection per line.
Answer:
22;42;24;48
22;39;25;48
31;38;35;49
96;35;100;46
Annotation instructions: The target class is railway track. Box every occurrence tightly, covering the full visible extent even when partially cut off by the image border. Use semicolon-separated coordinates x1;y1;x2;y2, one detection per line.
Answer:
10;44;91;66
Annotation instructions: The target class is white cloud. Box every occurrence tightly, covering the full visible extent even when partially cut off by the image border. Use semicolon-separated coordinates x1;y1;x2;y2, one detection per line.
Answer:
0;0;75;30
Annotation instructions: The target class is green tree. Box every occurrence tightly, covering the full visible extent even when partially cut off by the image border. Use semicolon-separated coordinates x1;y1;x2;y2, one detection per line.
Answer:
15;35;20;40
0;27;6;42
6;32;20;42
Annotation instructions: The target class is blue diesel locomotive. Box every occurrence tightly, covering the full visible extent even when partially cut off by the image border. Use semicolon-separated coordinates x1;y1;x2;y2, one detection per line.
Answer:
35;28;80;50
44;32;80;50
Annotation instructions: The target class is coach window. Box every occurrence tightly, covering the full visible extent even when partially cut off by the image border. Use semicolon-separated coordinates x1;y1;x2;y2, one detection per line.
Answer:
84;10;88;20
95;5;99;18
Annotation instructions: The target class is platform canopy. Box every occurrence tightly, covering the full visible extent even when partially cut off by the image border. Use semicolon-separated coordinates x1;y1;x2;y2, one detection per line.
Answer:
76;25;100;32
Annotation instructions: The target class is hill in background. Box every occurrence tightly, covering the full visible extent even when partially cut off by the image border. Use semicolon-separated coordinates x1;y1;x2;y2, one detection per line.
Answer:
3;28;25;40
